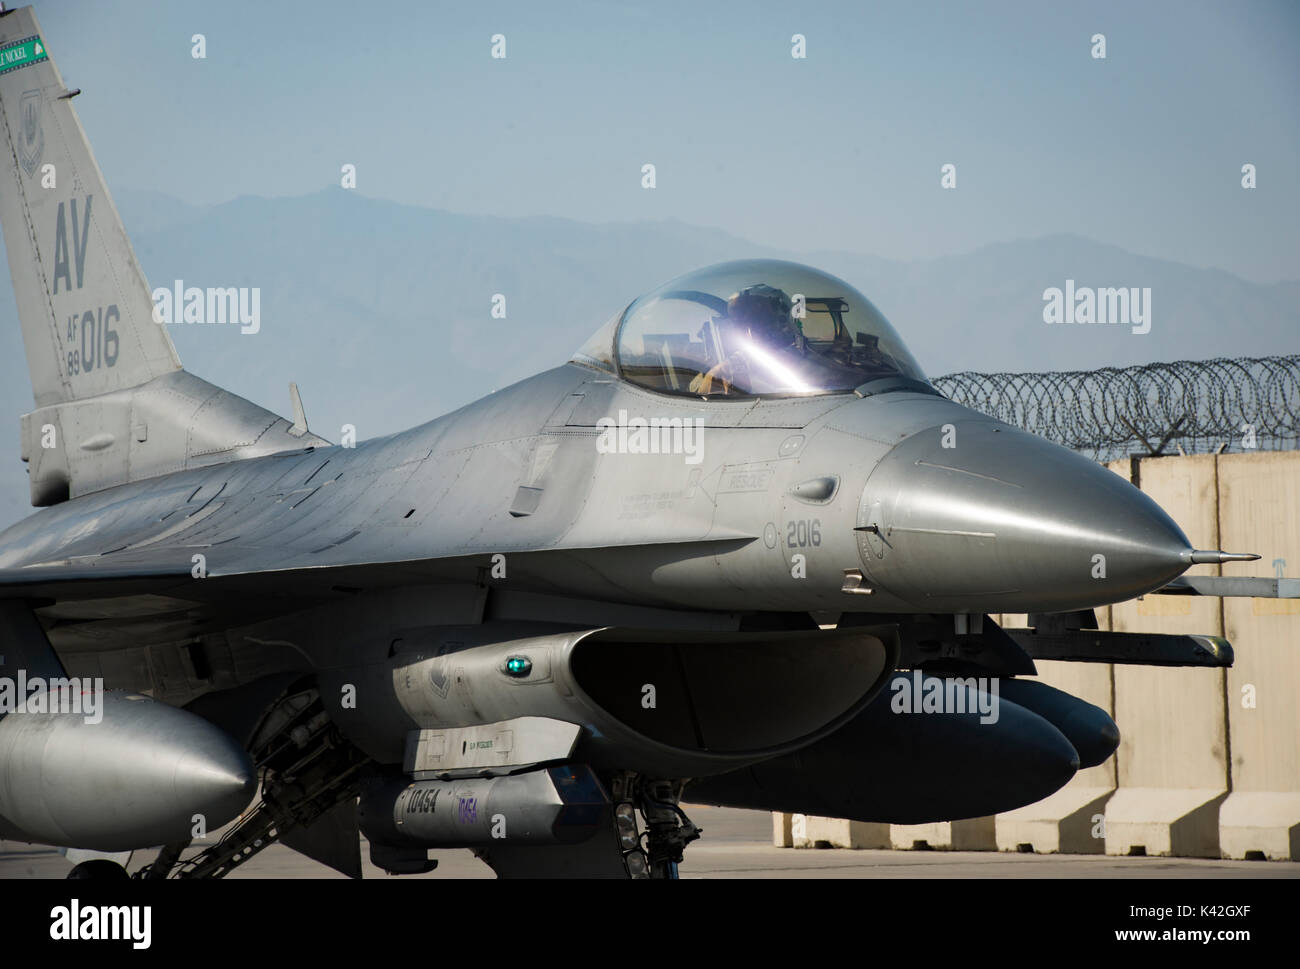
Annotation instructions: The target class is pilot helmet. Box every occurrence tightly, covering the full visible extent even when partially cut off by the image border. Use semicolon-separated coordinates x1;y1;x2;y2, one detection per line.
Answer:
726;284;797;345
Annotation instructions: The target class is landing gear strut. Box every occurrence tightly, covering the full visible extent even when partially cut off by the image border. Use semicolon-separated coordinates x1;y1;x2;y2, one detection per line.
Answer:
137;684;370;879
609;773;701;879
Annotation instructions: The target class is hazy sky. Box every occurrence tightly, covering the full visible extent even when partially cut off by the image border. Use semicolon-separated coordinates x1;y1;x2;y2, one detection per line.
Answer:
33;0;1300;283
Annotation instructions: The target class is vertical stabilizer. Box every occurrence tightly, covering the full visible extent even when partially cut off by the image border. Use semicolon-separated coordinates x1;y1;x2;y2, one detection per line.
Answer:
0;5;181;409
0;7;327;507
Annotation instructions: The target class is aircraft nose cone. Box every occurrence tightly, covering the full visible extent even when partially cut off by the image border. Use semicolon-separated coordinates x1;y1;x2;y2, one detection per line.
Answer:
856;420;1192;613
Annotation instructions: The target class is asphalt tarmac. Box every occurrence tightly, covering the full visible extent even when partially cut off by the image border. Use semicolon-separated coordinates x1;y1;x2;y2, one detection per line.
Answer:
3;805;1297;878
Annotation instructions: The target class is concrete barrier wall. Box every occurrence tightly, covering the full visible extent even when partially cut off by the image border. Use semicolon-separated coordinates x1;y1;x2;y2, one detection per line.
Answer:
1217;452;1300;860
994;651;1116;854
778;450;1299;859
1106;455;1229;857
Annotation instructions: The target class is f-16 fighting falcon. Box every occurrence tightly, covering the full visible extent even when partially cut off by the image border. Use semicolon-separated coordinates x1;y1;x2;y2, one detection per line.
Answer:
0;6;1265;879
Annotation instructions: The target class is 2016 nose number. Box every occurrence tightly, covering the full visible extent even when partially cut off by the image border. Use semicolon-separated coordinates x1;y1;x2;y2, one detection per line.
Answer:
786;519;822;548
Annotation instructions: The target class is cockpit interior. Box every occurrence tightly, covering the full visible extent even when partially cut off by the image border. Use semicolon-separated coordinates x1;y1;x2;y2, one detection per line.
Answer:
572;260;934;399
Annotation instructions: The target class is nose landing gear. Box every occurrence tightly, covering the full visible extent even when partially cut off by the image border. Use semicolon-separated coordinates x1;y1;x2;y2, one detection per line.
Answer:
610;773;702;879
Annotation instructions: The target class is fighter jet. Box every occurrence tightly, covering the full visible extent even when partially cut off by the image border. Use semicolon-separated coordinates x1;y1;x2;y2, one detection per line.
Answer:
0;6;1266;879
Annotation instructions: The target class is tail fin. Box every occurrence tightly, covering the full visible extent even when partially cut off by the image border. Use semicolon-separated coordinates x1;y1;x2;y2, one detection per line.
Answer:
0;5;181;407
0;7;326;507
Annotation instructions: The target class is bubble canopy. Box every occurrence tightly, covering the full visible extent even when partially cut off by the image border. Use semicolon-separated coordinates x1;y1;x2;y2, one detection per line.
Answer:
572;260;933;399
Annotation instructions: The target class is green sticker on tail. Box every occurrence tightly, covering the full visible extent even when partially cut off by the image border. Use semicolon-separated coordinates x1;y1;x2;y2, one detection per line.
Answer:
0;36;48;76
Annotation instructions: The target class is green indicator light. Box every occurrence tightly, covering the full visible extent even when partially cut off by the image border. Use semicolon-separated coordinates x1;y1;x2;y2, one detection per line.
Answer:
504;656;532;677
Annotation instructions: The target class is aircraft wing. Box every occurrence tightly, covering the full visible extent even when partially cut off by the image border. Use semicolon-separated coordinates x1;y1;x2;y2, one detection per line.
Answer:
0;452;756;653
